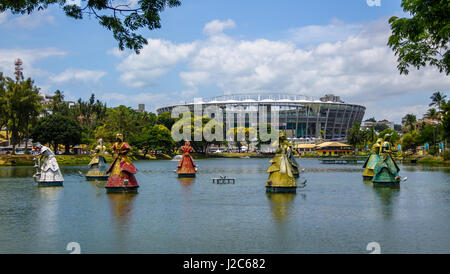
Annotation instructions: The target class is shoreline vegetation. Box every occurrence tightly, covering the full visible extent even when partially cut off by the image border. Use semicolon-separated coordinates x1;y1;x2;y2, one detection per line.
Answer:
1;153;449;167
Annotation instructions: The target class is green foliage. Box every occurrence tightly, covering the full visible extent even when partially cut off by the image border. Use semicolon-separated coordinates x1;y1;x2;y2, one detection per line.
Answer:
31;114;82;153
442;151;450;161
156;112;175;130
347;123;362;148
388;0;450;75
402;113;417;133
378;128;400;144
0;0;181;54
130;124;174;156
0;73;42;153
401;131;419;152
429;92;447;112
374;123;389;133
442;100;450;141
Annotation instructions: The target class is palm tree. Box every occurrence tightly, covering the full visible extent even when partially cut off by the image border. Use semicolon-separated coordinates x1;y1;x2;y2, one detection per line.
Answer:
429;92;447;112
403;114;417;133
425;108;439;120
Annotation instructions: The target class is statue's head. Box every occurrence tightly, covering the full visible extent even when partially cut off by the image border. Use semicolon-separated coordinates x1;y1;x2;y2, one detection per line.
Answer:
98;138;103;145
376;138;383;144
185;141;190;146
116;133;123;142
33;142;42;151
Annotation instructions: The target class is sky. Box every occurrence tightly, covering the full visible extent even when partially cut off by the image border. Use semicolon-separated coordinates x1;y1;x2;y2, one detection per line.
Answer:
0;0;448;124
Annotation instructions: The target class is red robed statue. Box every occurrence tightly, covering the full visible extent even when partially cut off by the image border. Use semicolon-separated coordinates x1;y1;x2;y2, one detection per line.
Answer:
177;141;197;178
106;133;139;193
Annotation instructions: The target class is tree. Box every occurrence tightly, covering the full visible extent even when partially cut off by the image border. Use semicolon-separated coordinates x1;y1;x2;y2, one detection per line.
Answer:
31;114;82;154
347;123;362;148
374;123;389;133
364;117;376;122
388;0;450;75
1;74;42;154
441;100;450;141
131;124;174;156
378;128;400;144
429;92;447;112
0;0;181;54
402;131;419;154
156;112;175;130
403;114;417;133
227;127;257;153
425;108;439;120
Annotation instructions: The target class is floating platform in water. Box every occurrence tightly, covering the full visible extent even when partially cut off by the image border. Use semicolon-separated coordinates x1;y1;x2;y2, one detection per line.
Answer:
212;177;235;184
266;186;297;193
86;175;109;180
372;181;400;187
37;181;63;187
178;173;196;178
105;186;139;193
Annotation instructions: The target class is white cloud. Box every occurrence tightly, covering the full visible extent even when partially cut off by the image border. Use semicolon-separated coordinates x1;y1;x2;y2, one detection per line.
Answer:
0;10;55;29
107;48;127;58
288;18;362;45
0;48;66;78
114;18;450;123
203;19;236;36
117;39;196;87
49;68;107;83
0;12;7;24
99;92;179;112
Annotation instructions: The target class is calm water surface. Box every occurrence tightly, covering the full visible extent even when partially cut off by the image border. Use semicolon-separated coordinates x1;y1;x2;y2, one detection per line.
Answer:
0;158;449;254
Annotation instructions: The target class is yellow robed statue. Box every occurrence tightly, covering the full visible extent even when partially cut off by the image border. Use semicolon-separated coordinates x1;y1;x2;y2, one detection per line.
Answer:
86;139;109;180
266;132;300;193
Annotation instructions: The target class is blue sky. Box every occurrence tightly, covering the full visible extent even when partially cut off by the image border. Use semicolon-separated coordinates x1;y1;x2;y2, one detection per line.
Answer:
0;0;448;123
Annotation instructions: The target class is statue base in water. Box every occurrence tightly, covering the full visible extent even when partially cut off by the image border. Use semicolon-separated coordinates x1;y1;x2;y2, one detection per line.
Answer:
105;186;139;193
363;175;373;180
178;173;196;178
86;175;109;180
266;186;297;193
372;181;400;187
37;181;63;187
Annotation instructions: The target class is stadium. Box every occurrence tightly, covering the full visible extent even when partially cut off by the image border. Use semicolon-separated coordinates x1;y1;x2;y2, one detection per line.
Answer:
156;94;366;141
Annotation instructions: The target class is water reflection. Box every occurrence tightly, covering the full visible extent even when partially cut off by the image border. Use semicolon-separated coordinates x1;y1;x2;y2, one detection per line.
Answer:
0;167;35;178
178;177;195;189
266;193;296;222
371;187;400;219
107;193;137;227
86;179;108;196
36;187;63;243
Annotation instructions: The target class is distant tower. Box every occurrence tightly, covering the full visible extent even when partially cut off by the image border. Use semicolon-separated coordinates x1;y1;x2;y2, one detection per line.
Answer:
138;104;145;112
14;58;24;82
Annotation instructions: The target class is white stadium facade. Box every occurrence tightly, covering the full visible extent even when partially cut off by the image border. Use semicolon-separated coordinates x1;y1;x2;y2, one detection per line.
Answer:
156;94;366;141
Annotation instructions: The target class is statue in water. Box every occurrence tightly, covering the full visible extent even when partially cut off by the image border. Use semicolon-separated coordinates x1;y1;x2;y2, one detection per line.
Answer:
105;133;139;193
362;138;383;180
266;132;299;193
371;134;402;186
86;138;109;180
32;142;64;187
177;141;197;177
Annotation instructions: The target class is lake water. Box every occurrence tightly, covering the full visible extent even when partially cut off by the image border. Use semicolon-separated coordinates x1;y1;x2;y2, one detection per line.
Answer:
0;158;449;254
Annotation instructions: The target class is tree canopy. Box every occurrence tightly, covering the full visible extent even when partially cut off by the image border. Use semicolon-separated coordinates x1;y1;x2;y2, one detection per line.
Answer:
0;0;181;54
31;114;82;153
388;0;450;75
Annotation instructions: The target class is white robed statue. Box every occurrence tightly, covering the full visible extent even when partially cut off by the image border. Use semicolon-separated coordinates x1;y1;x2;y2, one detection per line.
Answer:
32;142;64;187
